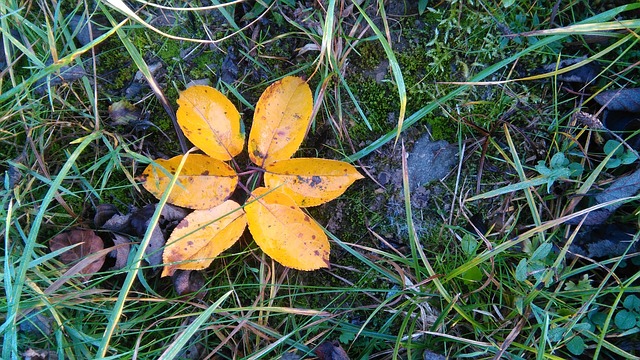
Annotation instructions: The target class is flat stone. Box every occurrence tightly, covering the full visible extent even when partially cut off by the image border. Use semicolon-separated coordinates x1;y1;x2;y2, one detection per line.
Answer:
407;136;458;191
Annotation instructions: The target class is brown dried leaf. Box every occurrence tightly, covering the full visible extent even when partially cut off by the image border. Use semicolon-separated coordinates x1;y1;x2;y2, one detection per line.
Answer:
110;234;131;270
49;229;105;280
314;341;350;360
172;270;207;300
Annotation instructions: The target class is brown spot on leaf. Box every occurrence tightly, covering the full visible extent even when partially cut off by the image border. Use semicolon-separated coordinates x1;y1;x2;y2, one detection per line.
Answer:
310;176;322;187
253;148;265;159
176;220;189;229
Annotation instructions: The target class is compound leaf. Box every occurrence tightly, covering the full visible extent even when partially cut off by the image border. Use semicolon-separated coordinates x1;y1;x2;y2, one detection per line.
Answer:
264;158;364;207
248;76;313;166
161;200;247;277
177;85;244;161
141;154;238;209
245;187;330;270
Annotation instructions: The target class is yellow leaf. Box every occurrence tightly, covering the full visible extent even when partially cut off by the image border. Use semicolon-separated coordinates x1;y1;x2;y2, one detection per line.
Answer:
161;200;246;277
245;187;329;270
177;85;244;161
248;76;313;166
141;154;238;209
264;158;364;207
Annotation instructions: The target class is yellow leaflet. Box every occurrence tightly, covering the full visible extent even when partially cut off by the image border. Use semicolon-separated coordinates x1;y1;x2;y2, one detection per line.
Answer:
161;200;246;277
177;85;244;161
248;76;313;166
141;154;238;209
245;187;330;270
264;158;364;207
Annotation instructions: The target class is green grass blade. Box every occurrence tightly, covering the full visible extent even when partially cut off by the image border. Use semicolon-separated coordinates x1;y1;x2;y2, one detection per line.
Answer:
2;131;101;360
96;152;192;356
158;290;233;360
353;0;406;144
466;177;548;201
99;3;188;153
345;2;640;163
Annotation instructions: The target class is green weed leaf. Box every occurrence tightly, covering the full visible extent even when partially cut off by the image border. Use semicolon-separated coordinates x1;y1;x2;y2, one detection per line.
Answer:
573;322;592;332
614;309;637;330
604;140;638;168
568;162;584;176
550;152;569;168
566;336;585;355
461;234;479;256
516;258;528;281
530;242;553;262
621;150;638;165
548;327;565;342
590;311;607;327
605;158;622;169
339;329;356;344
535;162;551;176
624;295;640;311
604;140;623;156
462;266;483;282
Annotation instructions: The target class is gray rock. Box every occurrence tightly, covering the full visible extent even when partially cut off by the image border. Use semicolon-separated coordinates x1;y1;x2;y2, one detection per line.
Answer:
423;350;446;360
407;136;458;191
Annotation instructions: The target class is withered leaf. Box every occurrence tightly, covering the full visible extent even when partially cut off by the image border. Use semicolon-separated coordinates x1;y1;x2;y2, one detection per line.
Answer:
49;229;105;280
108;100;142;126
314;341;350;360
94;203;120;228
172;269;207;300
110;234;131;270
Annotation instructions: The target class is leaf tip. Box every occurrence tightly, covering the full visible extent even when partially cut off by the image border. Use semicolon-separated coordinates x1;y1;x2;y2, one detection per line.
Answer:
161;266;175;278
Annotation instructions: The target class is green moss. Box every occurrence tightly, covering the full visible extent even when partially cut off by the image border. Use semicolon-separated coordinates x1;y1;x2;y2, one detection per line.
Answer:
426;115;458;142
345;74;397;141
96;37;137;92
354;40;386;70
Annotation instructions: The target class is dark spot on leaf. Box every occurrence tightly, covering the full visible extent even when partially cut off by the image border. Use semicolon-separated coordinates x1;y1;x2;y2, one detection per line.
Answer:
304;216;310;222
187;241;194;247
312;235;316;239
201;170;209;176
310;176;322;187
176;220;189;229
253;148;265;158
314;250;320;256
